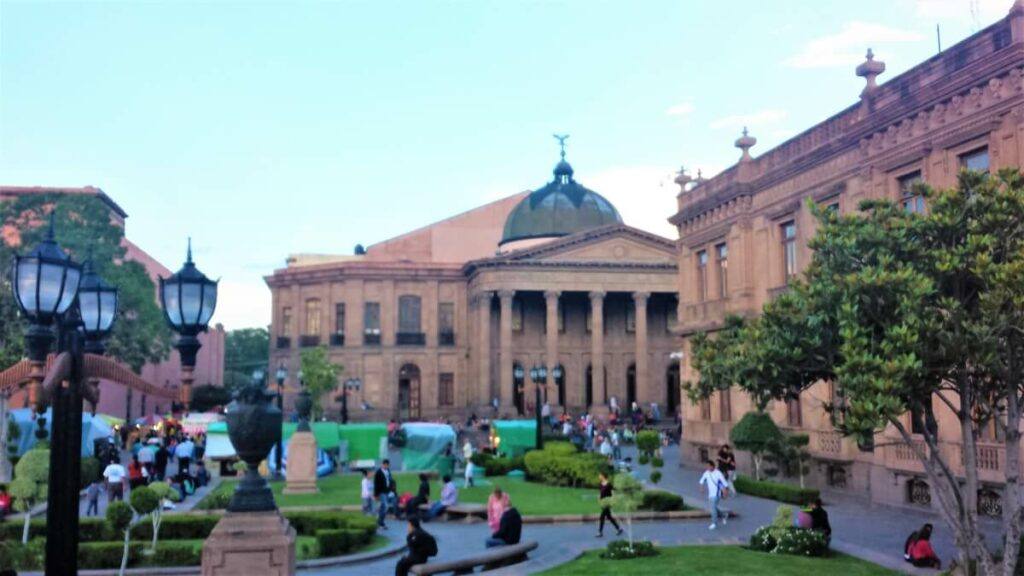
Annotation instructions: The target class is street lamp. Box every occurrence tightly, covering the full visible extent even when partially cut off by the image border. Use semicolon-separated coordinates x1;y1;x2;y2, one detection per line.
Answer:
513;364;525;416
529;365;547;450
159;239;218;412
11;219;118;576
337;378;361;425
274;363;287;478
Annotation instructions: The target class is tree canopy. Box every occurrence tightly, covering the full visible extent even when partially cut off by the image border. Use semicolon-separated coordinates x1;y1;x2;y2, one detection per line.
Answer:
223;327;269;391
299;346;343;420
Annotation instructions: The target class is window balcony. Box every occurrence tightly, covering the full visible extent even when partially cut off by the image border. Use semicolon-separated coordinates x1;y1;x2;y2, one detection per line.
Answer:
363;330;381;346
329;333;345;347
299;335;320;348
275;336;291;350
396;332;426;346
438;330;455;346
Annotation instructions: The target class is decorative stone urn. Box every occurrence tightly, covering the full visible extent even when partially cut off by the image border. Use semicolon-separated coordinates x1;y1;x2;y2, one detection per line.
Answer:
202;381;296;576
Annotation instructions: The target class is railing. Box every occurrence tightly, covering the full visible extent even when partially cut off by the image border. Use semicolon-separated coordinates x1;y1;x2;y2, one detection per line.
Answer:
363;331;381;346
438;331;455;346
894;440;926;461
396;332;426;346
275;336;291;350
960;442;1005;475
683;299;725;323
329;333;345;347
816;430;843;455
299;335;320;348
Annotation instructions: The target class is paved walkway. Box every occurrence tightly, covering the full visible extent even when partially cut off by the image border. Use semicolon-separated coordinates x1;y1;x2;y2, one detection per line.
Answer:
301;445;1005;575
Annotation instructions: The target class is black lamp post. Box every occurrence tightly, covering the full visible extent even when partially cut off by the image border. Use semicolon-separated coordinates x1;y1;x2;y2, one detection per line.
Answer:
274;363;287;478
513;365;525;416
337;378;361;425
529;365;547;450
159;239;218;412
12;220;118;576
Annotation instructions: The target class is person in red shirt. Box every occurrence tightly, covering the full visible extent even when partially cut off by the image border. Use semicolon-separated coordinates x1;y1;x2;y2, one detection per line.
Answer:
0;486;11;518
127;455;147;490
908;524;942;569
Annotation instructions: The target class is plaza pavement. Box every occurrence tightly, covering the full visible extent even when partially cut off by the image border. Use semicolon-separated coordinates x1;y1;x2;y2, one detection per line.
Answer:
303;444;1005;575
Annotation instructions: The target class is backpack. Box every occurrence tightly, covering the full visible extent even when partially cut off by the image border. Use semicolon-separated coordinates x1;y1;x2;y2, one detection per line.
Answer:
420;531;438;557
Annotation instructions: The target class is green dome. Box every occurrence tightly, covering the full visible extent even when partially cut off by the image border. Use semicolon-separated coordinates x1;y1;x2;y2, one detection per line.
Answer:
500;159;622;246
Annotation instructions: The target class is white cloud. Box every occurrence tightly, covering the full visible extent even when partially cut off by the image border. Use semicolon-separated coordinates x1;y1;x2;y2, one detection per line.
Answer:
710;109;788;131
913;0;1005;22
213;278;271;330
783;21;924;69
665;102;695;117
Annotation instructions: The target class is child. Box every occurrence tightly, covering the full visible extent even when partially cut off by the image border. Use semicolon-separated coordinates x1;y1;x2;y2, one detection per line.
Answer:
360;469;374;515
195;461;210;488
85;480;101;517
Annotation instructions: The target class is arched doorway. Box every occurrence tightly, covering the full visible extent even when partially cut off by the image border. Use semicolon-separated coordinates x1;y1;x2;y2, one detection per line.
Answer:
666;362;681;417
626;363;637;410
585;365;593;408
555;364;566;407
513;362;525;416
398;364;421;420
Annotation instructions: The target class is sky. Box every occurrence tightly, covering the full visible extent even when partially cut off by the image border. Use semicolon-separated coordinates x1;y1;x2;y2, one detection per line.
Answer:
0;0;1012;330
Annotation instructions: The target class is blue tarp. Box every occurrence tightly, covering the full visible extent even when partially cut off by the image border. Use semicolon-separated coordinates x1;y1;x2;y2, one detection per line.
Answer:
400;423;456;472
7;408;114;458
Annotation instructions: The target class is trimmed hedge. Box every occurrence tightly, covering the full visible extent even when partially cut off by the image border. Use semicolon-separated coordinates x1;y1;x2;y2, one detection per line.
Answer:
131;514;220;540
283;510;377;539
469;453;525;477
142;541;203;567
524;444;611;488
640;490;684;512
734;475;819;505
195;489;233;510
79;542;143;569
1;517;112;542
315;528;373;557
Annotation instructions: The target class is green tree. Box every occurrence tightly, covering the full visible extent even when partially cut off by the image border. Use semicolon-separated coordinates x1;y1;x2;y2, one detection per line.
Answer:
9;447;48;544
607;472;643;550
635;430;663;484
142;482;180;553
106;500;135;576
765;433;811;489
728;411;783;481
190;384;232;413
686;169;1024;575
299;346;342;420
0;194;172;372
223;328;270;391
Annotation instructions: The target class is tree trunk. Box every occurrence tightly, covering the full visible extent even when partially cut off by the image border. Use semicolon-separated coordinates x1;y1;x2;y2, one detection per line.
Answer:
21;510;30;544
753;453;762;481
999;351;1022;576
151;511;160;553
0;392;10;483
120;528;130;576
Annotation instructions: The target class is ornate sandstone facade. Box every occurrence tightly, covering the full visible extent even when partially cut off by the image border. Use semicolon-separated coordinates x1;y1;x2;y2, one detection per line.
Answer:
266;154;680;422
671;3;1024;511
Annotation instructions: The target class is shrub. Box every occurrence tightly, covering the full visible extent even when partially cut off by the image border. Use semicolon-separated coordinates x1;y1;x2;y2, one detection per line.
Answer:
730;412;784;480
130;486;160;517
79;541;142;569
649;471;662;484
0;538;44;571
132;514;219;540
635;430;660;454
316;529;354;557
651;457;664;468
524;446;611;488
195;489;232;510
599;540;659;560
774;527;829;557
639;490;683;512
734;475;819;505
469;453;525;476
637;454;650;466
283;510;377;539
750;525;776;552
142;541;202;566
542;441;578;456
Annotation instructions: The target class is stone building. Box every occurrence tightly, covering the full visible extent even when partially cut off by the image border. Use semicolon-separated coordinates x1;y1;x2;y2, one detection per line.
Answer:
266;151;680;421
671;2;1024;512
0;185;226;419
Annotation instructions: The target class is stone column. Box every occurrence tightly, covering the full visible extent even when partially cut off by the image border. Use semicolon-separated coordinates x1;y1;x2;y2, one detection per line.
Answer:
477;291;493;408
633;291;650;406
544;290;560;406
589;291;606;405
498;290;515;411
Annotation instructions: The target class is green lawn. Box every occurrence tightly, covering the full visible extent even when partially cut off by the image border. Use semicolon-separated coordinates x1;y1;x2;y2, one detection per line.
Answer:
539;546;899;576
205;474;605;515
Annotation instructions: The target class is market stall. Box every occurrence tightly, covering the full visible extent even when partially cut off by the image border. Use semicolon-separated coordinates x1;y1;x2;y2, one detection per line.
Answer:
400;422;456;472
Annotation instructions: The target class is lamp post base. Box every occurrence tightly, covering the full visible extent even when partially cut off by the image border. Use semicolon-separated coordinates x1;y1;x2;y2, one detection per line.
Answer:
283;431;319;495
201;510;296;576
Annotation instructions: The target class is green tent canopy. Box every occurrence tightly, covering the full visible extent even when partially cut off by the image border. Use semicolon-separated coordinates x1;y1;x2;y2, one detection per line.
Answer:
338;423;388;462
282;422;341;449
493;420;537;457
401;423;456;472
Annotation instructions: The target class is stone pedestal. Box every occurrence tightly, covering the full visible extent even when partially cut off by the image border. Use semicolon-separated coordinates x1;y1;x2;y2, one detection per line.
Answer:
201;510;296;576
283;431;318;494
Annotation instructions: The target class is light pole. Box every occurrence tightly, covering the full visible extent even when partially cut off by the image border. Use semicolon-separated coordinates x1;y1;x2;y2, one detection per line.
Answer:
338;378;361;425
513;365;525;416
159;239;218;413
529;365;547;450
274;363;287;478
12;220;118;576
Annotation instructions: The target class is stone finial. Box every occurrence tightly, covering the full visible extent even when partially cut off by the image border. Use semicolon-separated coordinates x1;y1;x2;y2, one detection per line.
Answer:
856;48;886;97
735;127;757;161
695;169;707;186
674;165;693;192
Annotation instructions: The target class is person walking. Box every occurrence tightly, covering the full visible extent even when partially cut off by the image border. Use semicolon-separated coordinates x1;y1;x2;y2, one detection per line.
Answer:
610;428;622;461
394;518;438;576
717;444;737;493
103;458;127;502
84;480;102;517
175;435;195;476
596;472;623;538
374;459;398;528
699;460;728;530
360;470;374;515
154;440;170;481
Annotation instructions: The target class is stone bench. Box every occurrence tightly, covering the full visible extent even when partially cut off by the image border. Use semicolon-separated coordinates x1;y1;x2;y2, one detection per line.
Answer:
417;503;487;523
409;541;538;575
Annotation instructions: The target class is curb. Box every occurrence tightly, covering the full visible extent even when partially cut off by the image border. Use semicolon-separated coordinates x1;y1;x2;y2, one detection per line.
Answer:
521;509;733;524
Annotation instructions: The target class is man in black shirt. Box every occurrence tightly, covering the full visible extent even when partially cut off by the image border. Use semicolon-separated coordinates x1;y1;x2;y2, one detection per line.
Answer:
374;459;398;528
809;498;831;543
395;518;437;576
485;502;522;548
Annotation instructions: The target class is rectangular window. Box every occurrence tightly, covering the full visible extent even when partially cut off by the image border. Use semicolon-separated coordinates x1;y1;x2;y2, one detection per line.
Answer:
899;171;925;214
438;302;455;346
781;222;797;281
959;146;990;173
625;300;636;333
826;202;840;215
787;396;802;427
696;249;708;301
364;302;380;334
334;303;345;334
281;306;292;336
716;243;728;299
304;299;321;336
398;295;422;333
512;299;524;332
719;389;732;422
439;373;454;407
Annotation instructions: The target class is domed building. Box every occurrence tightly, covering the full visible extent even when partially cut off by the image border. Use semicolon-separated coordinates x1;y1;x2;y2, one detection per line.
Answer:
266;143;680;422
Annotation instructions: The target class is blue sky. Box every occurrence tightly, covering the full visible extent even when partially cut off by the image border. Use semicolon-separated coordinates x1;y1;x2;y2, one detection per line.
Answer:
0;0;1010;329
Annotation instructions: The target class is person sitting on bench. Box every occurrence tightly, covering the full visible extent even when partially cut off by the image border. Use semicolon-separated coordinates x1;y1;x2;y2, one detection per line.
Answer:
395;518;437;576
485;499;522;548
426;475;458;521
